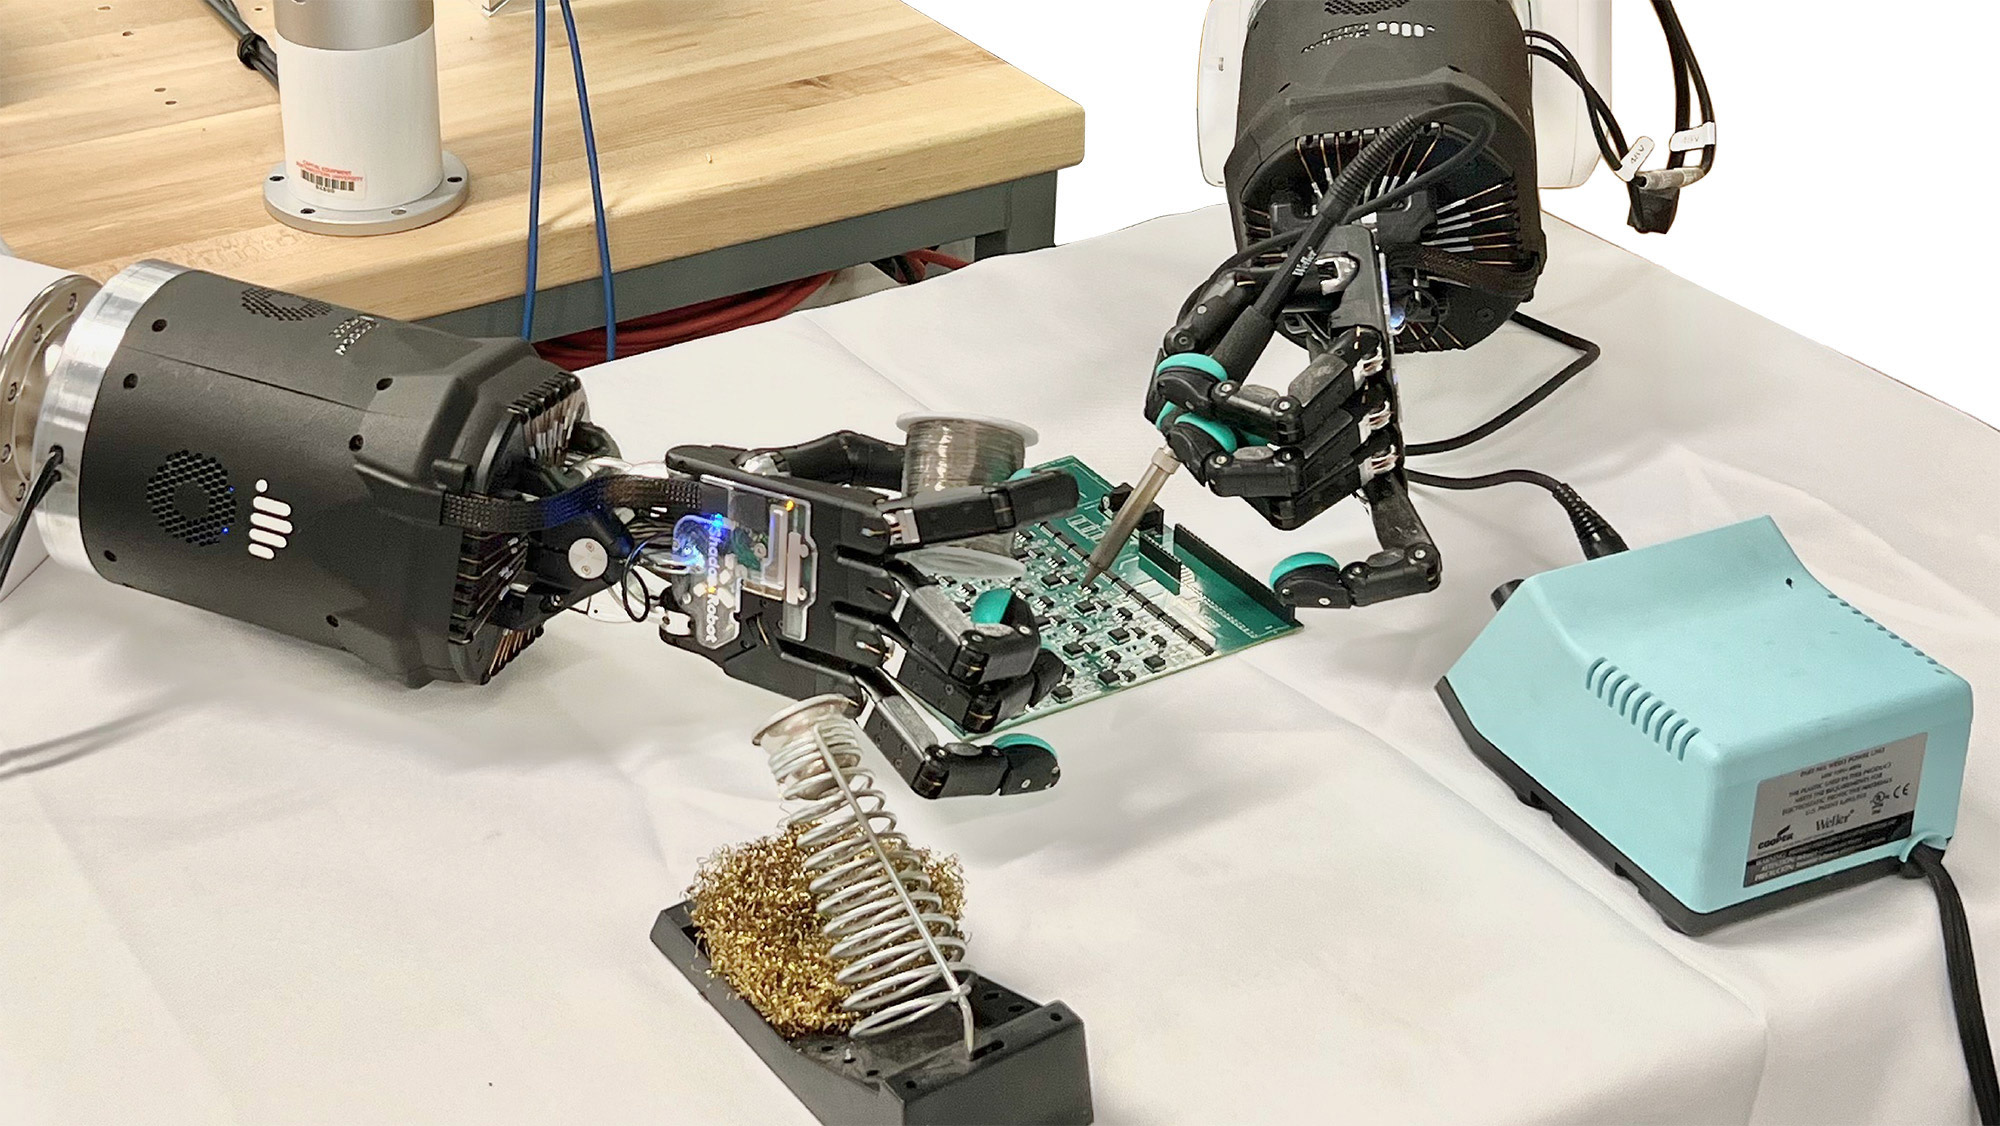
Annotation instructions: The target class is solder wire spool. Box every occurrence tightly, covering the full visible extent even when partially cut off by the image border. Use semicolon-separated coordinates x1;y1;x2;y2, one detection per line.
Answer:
897;413;1038;581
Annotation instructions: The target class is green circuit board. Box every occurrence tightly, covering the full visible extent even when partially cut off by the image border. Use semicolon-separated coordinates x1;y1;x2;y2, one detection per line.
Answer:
935;457;1302;735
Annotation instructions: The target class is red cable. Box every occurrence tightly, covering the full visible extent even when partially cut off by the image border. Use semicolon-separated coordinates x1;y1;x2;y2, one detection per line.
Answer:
907;248;971;271
533;247;970;366
536;272;834;365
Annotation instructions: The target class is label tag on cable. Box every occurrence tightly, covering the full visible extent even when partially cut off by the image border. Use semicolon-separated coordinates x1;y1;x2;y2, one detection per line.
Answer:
1669;123;1717;152
1744;735;1926;886
1615;136;1657;182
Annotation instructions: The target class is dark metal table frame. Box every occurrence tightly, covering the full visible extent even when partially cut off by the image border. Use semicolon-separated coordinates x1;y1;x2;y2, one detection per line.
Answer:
422;173;1058;342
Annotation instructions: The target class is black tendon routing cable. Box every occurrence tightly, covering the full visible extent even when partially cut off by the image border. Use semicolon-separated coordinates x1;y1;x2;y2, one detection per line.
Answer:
0;449;64;594
1908;844;2000;1125
1253;102;1500;322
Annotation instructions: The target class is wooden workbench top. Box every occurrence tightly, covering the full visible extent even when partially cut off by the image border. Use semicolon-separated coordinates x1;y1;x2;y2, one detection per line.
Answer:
0;0;1084;321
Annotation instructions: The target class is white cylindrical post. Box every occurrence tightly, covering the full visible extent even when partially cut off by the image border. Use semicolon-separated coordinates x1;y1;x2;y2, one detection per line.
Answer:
263;0;470;235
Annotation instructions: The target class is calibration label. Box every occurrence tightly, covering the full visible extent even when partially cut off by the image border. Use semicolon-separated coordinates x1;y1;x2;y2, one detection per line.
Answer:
1744;736;1925;886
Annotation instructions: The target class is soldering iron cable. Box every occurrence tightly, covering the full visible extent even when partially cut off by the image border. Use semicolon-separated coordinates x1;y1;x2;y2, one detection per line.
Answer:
1407;314;1602;458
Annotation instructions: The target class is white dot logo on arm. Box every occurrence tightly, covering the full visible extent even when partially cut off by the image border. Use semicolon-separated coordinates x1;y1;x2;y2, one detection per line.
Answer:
246;478;296;561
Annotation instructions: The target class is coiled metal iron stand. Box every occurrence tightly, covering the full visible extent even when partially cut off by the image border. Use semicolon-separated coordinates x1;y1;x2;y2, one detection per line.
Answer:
649;698;1095;1124
756;695;977;1048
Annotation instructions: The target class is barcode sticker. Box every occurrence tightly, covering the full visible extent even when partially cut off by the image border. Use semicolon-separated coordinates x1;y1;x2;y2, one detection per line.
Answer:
296;161;362;194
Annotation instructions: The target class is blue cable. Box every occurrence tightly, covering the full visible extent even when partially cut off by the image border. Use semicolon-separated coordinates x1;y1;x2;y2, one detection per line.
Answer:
557;0;616;362
520;0;547;340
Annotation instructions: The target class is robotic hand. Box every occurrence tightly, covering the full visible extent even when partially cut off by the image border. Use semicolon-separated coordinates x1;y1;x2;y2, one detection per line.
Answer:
0;258;1078;801
650;433;1078;798
1096;0;1549;612
1140;222;1441;611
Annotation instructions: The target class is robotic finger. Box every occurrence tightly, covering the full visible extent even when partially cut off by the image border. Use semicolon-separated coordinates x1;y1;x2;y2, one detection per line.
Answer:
1105;229;1432;609
655;438;1079;799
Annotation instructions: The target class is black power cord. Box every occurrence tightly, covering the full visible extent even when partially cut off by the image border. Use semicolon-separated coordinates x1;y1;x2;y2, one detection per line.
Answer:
1408;313;1601;458
198;0;278;87
1528;1;1715;234
1908;844;2000;1125
0;448;64;594
1405;466;1628;562
1652;0;1715;177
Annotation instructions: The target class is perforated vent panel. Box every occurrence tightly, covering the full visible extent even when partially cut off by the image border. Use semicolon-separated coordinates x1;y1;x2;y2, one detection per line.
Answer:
1587;658;1701;761
241;287;333;322
1826;592;1951;675
1326;0;1410;15
146;450;238;547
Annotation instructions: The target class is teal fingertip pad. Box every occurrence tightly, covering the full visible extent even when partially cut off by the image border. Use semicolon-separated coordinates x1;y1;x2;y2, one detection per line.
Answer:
1155;404;1184;430
1271;552;1340;585
994;733;1055;752
970;589;1015;626
1156;353;1228;383
1177;413;1239;453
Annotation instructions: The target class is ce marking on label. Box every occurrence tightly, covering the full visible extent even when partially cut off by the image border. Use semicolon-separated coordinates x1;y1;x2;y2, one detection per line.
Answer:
1872;783;1914;813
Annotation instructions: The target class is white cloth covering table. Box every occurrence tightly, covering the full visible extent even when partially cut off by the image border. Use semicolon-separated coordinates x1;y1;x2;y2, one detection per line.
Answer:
0;208;1994;1123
